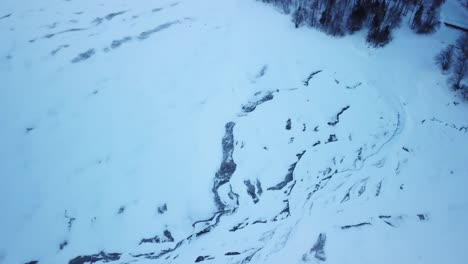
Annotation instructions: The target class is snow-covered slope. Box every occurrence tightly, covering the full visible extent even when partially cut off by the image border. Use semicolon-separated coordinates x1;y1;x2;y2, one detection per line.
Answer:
1;0;467;263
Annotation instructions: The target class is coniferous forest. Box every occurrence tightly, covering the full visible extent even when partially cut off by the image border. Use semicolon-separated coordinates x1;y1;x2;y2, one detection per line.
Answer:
261;0;445;46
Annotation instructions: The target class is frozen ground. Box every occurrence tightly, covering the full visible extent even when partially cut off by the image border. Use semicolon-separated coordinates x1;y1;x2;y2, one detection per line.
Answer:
0;0;467;263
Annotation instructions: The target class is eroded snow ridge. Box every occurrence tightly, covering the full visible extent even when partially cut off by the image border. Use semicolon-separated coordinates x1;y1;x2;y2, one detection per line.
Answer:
1;0;467;264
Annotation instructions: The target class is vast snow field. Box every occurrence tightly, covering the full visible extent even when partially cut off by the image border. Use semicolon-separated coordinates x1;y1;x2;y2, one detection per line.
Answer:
1;0;467;263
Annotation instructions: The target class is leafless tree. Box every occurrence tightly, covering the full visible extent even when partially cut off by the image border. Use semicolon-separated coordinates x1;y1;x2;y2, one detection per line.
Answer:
435;45;454;72
452;34;468;90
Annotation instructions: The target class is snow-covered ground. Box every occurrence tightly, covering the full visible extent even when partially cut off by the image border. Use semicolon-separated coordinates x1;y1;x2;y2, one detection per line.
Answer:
1;0;467;263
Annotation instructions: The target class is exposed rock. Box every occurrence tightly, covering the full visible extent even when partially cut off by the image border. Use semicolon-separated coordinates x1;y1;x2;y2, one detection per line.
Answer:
241;91;274;113
285;118;292;130
244;180;259;203
328;105;350;126
325;134;337;144
68;252;121;264
59;240;68;250
110;36;132;49
138;21;180;40
268;151;306;190
157;203;167;214
117;206;125;214
341;222;371;229
309;233;326;261
212;122;238;211
139;230;174;245
0;13;12;20
71;49;95;63
303;70;322;86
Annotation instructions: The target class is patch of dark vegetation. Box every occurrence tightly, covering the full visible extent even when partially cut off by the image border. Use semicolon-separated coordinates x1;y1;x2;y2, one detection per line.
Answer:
327;105;350;126
138;21;180;40
402;146;410;152
25;127;35;133
25;261;38;264
69;252;121;264
341;222;371;230
71;49;95;63
110;36;132;49
312;141;321;147
152;8;163;12
303;70;322;86
241;91;274;113
268;151;306;190
139;230;174;245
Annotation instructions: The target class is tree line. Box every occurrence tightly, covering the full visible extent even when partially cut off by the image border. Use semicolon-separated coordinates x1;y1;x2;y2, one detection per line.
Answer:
436;33;468;99
261;0;445;46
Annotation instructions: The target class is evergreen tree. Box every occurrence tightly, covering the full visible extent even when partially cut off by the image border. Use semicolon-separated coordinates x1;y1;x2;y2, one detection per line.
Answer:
412;4;424;30
452;34;468;90
347;1;368;33
419;6;439;33
292;6;305;28
435;45;454;72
